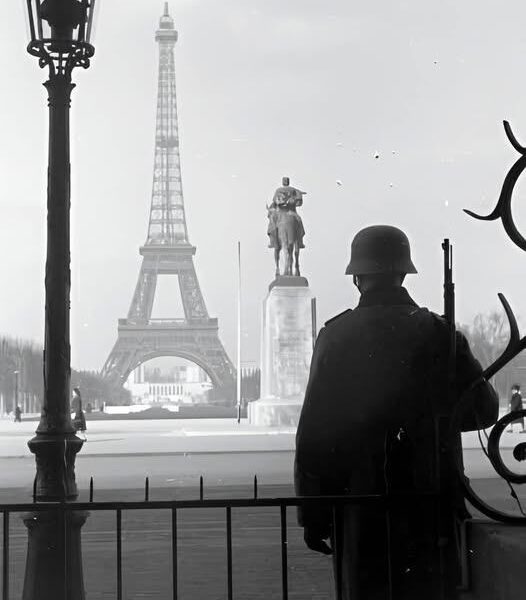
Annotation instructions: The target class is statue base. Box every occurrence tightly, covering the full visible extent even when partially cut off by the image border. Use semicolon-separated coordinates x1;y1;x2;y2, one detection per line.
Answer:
268;275;309;291
248;396;303;427
250;276;316;427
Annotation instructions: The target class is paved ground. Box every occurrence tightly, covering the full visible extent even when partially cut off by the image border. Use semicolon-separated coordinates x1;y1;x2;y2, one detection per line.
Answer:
0;416;524;508
0;452;295;501
2;414;525;458
0;417;525;492
0;417;297;458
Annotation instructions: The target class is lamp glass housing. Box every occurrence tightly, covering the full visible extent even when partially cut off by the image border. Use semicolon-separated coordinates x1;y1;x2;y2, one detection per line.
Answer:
25;0;97;46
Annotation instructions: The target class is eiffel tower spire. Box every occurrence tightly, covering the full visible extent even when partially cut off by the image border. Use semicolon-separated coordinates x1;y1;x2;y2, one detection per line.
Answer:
148;3;188;245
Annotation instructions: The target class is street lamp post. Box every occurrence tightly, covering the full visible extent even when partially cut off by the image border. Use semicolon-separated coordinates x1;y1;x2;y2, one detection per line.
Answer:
22;2;97;598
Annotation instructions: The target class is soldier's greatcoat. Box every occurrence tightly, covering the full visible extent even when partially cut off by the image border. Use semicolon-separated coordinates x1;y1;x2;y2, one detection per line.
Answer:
295;286;498;600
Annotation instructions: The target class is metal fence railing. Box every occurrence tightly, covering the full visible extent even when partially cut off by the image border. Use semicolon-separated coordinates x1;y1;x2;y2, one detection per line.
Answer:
0;484;441;600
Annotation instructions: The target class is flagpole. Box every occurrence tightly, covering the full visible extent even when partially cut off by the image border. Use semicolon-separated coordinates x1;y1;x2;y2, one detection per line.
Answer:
236;241;242;423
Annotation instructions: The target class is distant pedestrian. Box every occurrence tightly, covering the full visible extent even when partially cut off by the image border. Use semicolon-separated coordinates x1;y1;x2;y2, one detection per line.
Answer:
507;384;525;433
72;387;87;440
71;386;81;413
14;405;22;423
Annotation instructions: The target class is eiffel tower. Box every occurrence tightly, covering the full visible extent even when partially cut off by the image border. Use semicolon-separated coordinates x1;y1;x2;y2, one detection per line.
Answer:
102;4;235;401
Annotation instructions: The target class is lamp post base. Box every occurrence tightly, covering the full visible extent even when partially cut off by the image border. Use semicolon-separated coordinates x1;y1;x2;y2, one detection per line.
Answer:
22;509;88;600
23;433;87;600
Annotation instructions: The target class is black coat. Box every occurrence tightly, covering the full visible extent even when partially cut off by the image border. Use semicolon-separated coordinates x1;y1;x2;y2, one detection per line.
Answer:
295;286;498;600
510;391;523;412
510;391;524;424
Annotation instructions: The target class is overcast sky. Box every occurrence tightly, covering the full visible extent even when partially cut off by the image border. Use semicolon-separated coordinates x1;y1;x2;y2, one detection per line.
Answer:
2;0;526;372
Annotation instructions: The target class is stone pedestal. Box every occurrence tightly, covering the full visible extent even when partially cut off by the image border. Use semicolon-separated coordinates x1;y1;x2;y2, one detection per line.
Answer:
249;276;316;427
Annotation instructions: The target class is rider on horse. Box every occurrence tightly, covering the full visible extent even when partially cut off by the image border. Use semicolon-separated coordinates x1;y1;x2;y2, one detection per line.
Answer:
267;177;306;249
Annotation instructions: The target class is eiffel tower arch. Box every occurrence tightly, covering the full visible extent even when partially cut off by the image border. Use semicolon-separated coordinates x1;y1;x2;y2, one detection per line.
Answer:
102;5;235;402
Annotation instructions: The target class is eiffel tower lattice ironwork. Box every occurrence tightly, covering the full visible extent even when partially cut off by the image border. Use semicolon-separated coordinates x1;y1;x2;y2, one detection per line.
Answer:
102;4;235;400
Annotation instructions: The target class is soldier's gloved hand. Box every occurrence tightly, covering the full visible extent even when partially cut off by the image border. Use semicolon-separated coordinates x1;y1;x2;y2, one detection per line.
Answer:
304;527;333;555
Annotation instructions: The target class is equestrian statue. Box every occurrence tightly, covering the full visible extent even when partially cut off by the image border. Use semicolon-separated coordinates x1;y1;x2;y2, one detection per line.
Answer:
267;177;306;277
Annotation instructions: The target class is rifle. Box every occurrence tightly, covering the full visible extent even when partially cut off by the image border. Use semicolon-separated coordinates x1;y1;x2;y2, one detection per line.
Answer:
441;239;473;592
436;239;458;597
442;239;456;381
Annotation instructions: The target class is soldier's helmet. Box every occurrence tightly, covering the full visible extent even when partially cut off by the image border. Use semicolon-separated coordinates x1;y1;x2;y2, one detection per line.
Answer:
345;225;417;275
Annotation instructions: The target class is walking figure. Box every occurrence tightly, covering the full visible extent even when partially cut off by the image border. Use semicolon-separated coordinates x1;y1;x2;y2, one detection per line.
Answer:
14;405;22;423
295;225;499;600
72;387;87;440
507;384;525;433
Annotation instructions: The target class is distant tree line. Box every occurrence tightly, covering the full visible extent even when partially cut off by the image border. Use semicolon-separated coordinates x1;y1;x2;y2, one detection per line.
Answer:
71;370;131;408
0;336;42;413
0;335;130;413
205;368;261;406
460;309;522;401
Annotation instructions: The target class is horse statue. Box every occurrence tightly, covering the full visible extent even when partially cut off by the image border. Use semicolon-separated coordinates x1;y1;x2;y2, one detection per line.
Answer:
267;178;306;277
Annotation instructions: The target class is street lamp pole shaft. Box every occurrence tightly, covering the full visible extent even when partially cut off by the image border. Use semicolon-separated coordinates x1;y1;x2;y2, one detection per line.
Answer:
27;73;83;501
42;74;75;433
23;73;87;600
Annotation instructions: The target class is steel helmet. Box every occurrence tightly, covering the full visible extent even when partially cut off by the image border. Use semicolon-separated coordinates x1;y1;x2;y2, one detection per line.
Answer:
345;225;417;275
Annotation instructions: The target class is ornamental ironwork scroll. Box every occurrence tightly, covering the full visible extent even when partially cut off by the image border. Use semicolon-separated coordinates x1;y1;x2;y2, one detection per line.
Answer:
453;120;526;523
27;39;94;80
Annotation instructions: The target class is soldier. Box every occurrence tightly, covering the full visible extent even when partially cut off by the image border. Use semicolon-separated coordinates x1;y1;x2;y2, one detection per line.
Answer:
295;225;499;600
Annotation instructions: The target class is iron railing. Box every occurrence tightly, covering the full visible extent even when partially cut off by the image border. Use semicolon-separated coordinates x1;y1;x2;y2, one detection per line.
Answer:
0;478;442;600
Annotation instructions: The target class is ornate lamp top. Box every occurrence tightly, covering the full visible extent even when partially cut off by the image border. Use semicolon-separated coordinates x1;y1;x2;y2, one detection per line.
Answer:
25;0;97;78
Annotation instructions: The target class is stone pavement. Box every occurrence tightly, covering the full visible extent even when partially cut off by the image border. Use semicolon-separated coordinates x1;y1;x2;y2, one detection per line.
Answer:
0;411;523;459
0;417;296;458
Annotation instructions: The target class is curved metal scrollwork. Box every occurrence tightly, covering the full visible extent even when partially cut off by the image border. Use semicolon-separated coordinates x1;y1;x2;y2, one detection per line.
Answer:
448;296;526;522
464;121;526;251
459;138;526;520
487;411;526;484
27;40;94;81
449;405;526;523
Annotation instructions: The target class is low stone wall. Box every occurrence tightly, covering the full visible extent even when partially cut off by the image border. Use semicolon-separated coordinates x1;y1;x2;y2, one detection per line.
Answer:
461;520;526;600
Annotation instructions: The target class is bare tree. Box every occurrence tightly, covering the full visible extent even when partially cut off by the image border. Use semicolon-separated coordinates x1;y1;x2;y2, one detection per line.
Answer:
464;311;509;366
0;334;132;412
460;310;511;399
